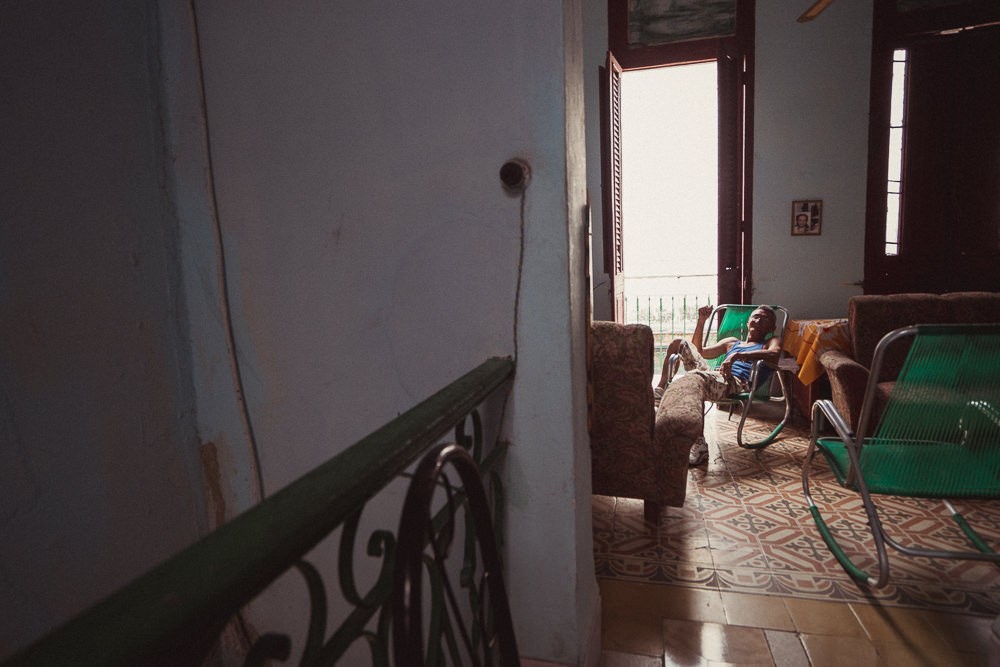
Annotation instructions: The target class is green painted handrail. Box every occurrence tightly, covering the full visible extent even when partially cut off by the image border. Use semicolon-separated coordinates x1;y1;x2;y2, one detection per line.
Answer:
5;357;515;666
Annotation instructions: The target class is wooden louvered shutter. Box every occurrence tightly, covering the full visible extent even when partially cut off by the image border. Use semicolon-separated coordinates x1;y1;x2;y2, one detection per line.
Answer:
600;51;625;322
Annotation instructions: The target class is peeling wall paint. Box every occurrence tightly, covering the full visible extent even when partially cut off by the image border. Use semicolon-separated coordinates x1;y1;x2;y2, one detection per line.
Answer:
199;441;227;529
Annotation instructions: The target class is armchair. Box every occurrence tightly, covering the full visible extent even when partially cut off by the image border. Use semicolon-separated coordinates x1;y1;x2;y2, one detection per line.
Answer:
820;292;1000;434
589;321;695;522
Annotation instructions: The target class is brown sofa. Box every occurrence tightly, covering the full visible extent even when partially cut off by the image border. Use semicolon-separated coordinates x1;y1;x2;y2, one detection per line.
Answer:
820;292;1000;433
589;321;699;522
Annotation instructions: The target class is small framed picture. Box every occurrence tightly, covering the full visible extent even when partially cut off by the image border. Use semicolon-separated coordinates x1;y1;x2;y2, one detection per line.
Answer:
791;200;822;236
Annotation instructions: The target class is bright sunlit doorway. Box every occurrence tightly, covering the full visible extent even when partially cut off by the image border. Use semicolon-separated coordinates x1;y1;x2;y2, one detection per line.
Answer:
620;63;718;344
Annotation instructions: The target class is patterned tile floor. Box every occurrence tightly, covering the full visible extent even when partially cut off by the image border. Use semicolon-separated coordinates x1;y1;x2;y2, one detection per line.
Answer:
593;404;1000;617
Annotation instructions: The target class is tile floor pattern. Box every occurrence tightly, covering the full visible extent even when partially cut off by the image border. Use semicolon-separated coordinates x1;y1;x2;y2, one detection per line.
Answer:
594;406;1000;665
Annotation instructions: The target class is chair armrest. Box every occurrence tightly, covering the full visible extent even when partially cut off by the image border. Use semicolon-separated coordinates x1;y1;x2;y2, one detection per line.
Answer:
819;349;869;433
651;374;704;508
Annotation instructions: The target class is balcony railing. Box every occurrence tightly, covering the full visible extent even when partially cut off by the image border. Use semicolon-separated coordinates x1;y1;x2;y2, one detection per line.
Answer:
624;294;714;374
5;358;518;667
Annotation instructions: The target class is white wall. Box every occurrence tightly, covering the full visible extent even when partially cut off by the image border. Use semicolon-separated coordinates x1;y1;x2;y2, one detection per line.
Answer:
193;1;596;664
752;0;871;318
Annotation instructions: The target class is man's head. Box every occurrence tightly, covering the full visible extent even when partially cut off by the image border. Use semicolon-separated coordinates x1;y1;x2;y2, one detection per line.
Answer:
747;306;777;341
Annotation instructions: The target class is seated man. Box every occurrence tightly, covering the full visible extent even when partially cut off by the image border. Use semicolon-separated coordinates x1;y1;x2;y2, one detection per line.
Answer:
653;305;782;466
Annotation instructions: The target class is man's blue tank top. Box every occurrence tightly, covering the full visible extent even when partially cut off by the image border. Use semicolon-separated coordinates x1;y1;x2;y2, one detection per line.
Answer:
723;341;767;383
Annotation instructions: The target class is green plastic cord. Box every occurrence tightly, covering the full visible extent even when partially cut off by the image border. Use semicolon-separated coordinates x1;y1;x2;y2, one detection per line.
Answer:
808;505;874;584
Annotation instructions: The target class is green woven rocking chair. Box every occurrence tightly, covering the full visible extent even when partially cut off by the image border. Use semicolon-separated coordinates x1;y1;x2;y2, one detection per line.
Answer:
667;304;792;449
802;323;1000;588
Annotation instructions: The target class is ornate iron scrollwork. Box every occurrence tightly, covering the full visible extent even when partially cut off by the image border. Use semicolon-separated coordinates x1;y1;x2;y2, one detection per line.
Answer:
392;437;518;667
239;411;514;666
4;358;515;667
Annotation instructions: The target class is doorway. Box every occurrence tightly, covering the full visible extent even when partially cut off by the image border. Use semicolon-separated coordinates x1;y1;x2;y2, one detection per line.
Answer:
601;1;754;325
621;63;719;337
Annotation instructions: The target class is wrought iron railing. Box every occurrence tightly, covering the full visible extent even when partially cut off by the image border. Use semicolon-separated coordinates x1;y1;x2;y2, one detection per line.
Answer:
624;294;714;373
4;357;518;666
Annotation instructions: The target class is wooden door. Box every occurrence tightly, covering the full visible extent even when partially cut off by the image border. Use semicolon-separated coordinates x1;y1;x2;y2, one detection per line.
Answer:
865;6;1000;294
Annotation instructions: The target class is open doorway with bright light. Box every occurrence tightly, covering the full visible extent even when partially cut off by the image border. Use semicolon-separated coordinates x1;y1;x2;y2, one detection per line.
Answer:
600;0;754;350
620;62;718;356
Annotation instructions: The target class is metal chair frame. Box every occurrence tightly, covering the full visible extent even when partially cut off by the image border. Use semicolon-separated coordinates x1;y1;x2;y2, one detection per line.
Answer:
667;304;792;449
802;323;1000;588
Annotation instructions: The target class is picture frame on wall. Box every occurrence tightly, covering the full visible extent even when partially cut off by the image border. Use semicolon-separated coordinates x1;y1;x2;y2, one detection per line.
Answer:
625;0;737;47
791;200;822;236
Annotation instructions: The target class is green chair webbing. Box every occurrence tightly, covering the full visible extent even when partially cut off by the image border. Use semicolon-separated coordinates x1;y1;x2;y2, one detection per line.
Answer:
821;324;1000;499
704;305;756;370
816;437;1000;498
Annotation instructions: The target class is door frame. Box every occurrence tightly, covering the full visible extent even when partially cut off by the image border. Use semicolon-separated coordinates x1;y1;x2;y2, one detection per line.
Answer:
603;0;755;310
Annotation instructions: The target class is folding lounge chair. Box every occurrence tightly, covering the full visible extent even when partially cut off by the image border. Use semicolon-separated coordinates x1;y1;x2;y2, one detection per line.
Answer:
802;323;1000;588
667;304;792;449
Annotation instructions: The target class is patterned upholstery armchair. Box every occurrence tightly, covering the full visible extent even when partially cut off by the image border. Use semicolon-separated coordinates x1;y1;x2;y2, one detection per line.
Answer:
820;292;1000;434
589;321;699;523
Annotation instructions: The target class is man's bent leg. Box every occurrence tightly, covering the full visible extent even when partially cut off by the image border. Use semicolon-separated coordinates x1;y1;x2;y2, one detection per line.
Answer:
677;339;710;372
655;339;712;406
684;372;750;465
655;338;684;392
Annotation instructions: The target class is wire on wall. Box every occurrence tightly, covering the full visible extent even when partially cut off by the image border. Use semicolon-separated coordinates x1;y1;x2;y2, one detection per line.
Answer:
190;0;267;503
500;158;531;363
513;190;526;362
